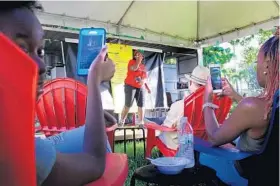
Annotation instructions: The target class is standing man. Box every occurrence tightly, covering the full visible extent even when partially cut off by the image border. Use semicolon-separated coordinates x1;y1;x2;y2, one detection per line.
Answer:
119;50;151;126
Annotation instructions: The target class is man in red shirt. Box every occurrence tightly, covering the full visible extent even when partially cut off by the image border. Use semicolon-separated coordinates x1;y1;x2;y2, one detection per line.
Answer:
119;50;150;126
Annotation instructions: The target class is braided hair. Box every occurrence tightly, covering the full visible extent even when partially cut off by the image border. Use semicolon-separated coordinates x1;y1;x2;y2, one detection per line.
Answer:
259;27;279;119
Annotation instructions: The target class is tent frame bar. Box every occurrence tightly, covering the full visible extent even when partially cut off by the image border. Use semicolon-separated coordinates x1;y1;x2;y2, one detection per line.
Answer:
117;1;135;26
38;11;193;45
117;1;135;37
64;38;163;53
199;16;279;43
39;11;278;49
200;17;279;46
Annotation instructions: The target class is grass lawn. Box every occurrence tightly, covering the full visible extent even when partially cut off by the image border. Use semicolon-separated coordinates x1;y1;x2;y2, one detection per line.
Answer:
114;140;160;186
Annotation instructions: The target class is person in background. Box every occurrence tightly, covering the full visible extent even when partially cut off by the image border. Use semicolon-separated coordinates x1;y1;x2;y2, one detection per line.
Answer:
146;65;210;150
203;29;279;152
0;1;116;185
119;49;151;126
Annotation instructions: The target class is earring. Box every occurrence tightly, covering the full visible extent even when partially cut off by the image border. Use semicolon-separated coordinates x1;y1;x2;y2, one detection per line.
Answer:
263;71;267;75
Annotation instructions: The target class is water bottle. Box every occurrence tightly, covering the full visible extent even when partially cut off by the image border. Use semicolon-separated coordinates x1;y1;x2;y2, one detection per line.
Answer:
176;117;195;168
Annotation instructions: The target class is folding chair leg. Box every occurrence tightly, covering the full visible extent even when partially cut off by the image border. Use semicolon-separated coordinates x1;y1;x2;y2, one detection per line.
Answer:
130;174;136;186
107;130;114;152
146;128;156;158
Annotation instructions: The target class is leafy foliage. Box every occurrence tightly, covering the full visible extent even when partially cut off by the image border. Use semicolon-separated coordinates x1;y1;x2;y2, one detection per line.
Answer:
243;47;258;65
258;29;275;44
164;57;177;65
232;29;273;94
229;35;255;46
230;28;274;46
203;46;234;67
203;28;273;95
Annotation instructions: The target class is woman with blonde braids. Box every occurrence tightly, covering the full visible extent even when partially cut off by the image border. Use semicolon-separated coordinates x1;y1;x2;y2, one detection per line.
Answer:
203;28;279;152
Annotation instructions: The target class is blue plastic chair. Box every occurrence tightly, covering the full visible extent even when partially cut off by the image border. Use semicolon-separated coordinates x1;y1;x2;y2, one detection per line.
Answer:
194;90;279;186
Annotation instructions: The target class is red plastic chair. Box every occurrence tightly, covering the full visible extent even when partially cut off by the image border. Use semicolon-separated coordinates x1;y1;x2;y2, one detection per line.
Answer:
0;34;128;186
145;86;232;157
33;78;129;185
86;153;129;186
36;78;117;148
0;33;37;186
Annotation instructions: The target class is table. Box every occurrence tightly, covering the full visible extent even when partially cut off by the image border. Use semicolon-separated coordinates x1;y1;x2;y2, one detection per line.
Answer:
112;125;146;158
130;164;227;186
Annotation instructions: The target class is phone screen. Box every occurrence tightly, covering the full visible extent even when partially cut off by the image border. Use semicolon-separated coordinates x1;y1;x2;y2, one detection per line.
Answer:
210;66;222;90
77;28;106;76
80;34;103;70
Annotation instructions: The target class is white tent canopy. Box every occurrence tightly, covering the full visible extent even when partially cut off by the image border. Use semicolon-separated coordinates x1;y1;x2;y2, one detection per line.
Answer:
38;1;279;48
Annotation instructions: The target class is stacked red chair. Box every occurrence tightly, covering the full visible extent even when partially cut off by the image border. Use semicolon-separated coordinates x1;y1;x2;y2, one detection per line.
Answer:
145;86;232;157
36;78;117;148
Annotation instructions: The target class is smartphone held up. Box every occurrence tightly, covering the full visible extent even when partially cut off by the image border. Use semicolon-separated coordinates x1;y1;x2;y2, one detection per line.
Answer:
209;64;222;93
77;28;106;76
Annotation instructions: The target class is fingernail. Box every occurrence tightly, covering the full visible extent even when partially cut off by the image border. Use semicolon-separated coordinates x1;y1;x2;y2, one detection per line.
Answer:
102;45;108;50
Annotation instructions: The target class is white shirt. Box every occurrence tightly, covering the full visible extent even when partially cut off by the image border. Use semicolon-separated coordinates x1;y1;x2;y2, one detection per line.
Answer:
100;83;114;110
158;93;188;150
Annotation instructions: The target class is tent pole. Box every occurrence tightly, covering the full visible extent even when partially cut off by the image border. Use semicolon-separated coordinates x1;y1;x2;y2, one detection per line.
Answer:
196;0;200;41
60;41;67;77
60;41;66;65
117;1;135;35
273;0;279;8
117;1;135;25
197;48;204;66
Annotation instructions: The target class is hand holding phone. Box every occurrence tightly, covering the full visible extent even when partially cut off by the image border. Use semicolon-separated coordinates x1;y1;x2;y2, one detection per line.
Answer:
209;64;222;93
88;46;115;83
77;28;106;76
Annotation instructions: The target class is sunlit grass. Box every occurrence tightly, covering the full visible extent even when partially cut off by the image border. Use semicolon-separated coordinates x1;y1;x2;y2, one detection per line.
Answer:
114;140;160;186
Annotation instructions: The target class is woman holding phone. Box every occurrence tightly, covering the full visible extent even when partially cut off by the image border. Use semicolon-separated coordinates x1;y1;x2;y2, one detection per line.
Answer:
203;29;279;152
119;49;151;126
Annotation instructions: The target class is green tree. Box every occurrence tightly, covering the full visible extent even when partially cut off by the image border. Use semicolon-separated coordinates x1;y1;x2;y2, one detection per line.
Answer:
202;28;274;111
243;47;258;65
164;57;177;65
203;45;236;92
258;29;274;44
203;46;234;67
202;28;273;94
238;29;273;66
237;28;273;94
230;28;274;47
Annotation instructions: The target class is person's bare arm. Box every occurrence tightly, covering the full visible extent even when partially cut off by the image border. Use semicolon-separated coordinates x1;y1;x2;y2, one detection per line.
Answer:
104;110;117;126
43;46;115;186
231;91;243;103
130;59;141;71
83;73;107;156
141;68;150;93
204;97;265;146
129;53;143;71
218;78;243;103
144;83;151;93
